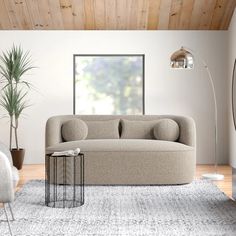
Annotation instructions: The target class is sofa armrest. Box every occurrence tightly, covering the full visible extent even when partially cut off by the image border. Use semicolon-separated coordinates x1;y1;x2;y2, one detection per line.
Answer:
45;116;64;147
174;116;196;147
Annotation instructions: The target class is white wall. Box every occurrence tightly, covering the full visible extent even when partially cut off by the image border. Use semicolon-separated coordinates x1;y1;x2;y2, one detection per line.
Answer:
0;30;228;164
229;9;236;168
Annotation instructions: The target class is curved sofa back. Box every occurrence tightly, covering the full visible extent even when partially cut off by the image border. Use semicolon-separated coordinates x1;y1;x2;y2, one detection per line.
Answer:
46;115;196;148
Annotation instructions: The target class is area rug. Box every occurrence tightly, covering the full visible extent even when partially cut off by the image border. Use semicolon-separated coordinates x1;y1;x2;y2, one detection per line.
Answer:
0;180;236;235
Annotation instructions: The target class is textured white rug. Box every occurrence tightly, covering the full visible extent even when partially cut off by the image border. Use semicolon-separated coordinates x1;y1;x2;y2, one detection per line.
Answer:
0;180;236;235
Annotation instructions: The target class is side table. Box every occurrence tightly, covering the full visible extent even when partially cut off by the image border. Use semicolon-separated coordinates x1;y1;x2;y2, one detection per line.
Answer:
45;153;84;208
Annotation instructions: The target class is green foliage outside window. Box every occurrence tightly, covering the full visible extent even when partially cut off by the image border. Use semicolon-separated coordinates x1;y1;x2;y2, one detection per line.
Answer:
75;55;144;115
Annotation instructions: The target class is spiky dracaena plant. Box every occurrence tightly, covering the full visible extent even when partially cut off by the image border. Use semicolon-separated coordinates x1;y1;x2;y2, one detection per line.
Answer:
0;45;34;150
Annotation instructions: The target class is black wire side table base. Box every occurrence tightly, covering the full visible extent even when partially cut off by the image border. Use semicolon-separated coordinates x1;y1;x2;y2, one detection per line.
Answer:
45;153;84;208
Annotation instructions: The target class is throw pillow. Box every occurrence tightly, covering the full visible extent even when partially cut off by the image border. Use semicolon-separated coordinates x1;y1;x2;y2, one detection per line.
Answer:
153;119;179;141
120;119;159;139
62;119;88;141
85;119;120;139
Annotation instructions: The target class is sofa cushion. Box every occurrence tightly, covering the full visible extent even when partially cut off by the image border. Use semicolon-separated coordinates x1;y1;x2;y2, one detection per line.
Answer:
153;119;179;141
120;119;159;139
85;119;120;139
46;139;194;153
62;119;88;141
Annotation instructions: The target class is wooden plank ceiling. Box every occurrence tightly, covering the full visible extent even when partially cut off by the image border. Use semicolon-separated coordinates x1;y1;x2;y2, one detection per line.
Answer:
0;0;235;30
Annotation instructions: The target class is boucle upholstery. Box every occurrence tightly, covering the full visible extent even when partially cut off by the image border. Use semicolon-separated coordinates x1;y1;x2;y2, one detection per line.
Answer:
153;119;179;141
46;139;193;153
120;119;158;139
0;151;14;203
85;119;120;139
62;119;88;141
46;115;196;185
0;141;19;188
0;141;13;165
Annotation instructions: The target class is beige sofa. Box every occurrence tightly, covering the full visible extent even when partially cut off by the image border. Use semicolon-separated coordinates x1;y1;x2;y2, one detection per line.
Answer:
46;115;196;185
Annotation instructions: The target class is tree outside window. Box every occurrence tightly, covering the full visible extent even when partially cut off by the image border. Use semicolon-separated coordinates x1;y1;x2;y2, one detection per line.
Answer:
74;55;144;115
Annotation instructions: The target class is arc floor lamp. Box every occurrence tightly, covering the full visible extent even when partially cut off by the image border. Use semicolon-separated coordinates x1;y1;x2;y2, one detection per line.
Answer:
170;47;224;181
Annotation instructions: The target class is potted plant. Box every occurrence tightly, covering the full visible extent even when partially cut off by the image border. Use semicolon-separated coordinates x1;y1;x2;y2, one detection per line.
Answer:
0;45;34;170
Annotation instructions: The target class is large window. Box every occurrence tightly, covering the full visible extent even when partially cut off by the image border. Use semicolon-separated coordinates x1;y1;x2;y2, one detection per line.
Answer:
73;54;144;115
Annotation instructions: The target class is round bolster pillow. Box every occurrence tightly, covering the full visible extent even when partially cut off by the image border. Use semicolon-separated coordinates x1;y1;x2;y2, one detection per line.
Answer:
62;119;88;141
153;119;179;141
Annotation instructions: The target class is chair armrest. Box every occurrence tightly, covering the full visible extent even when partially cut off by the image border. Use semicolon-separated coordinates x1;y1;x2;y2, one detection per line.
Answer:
0;141;13;165
0;151;14;203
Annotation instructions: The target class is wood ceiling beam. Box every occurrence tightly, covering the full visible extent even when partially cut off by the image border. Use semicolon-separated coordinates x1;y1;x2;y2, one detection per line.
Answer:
219;0;236;30
147;0;161;30
0;0;234;30
158;0;172;29
0;0;12;29
84;0;95;30
178;0;194;30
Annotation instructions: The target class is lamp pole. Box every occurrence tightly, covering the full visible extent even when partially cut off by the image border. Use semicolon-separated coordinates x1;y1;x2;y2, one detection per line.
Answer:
171;47;224;180
185;47;219;176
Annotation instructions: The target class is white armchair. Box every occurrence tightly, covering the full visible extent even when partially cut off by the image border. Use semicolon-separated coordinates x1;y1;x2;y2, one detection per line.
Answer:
0;141;19;236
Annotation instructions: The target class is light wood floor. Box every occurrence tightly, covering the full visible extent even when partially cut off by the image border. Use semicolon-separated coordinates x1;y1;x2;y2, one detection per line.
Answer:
17;164;233;198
